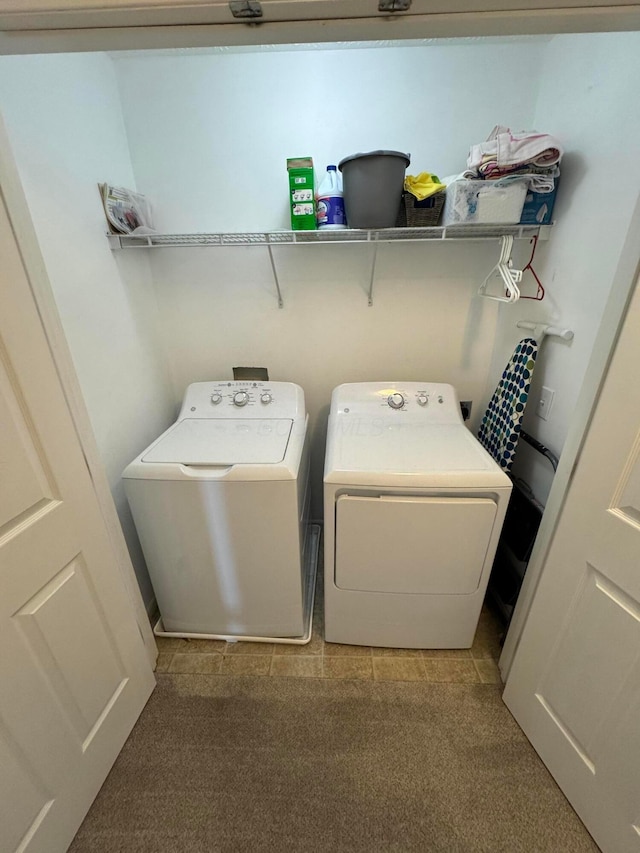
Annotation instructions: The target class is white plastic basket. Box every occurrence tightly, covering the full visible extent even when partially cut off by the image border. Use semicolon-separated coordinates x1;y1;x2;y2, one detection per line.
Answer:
442;178;528;225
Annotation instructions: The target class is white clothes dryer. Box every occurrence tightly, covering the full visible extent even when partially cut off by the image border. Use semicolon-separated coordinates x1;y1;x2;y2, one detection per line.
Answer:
123;381;315;642
323;382;512;649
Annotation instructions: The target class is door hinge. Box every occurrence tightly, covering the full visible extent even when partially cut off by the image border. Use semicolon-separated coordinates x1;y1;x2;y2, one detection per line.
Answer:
229;0;263;19
379;0;412;12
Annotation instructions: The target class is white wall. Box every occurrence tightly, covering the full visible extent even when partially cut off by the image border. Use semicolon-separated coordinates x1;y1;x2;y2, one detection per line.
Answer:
114;42;545;232
112;41;546;513
148;240;504;504
0;53;176;612
2;34;635;586
488;31;640;504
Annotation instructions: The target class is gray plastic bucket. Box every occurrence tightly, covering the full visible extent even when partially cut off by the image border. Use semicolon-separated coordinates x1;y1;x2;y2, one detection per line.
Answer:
338;150;410;228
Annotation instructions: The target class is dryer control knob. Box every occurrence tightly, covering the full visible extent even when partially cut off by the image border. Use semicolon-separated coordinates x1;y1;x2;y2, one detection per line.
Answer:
232;391;250;407
388;392;405;410
210;392;222;405
260;393;273;404
417;394;428;406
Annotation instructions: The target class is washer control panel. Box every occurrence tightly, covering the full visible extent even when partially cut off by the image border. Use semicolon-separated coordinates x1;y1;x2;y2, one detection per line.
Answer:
178;381;305;419
333;382;462;424
383;389;446;411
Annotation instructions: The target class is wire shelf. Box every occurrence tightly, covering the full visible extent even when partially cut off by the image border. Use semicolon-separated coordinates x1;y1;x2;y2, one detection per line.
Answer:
107;224;552;308
107;224;550;250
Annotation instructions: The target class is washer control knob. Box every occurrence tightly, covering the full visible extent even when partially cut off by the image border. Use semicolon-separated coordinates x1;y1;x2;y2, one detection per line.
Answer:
260;392;273;404
417;394;428;406
388;392;405;410
210;392;222;405
232;391;250;407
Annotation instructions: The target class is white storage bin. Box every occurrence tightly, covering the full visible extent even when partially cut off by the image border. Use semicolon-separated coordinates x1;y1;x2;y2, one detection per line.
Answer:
442;178;528;225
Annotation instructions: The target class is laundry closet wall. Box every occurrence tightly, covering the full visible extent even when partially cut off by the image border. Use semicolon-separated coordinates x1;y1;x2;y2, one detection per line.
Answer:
486;31;640;504
111;41;545;514
0;53;176;613
0;35;636;593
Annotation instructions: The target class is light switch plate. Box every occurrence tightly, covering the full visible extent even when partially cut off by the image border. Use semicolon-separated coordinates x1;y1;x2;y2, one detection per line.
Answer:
536;386;555;420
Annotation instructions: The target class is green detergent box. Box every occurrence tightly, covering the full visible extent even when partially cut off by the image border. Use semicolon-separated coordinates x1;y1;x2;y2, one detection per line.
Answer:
287;157;316;230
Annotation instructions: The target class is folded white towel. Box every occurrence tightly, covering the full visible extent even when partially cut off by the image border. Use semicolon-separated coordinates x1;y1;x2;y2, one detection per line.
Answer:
468;125;563;171
521;168;559;193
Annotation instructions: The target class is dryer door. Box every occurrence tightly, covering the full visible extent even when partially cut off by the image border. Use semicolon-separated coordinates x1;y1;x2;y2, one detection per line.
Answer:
335;495;498;594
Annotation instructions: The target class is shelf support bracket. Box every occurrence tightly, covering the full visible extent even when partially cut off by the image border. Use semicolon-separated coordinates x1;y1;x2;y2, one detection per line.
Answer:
368;242;379;307
267;245;284;308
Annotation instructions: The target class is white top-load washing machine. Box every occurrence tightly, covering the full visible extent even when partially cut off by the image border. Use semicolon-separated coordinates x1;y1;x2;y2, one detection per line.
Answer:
324;382;512;649
123;381;315;642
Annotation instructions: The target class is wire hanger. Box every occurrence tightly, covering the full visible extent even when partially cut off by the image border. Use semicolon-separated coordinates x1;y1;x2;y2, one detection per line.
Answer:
478;235;523;303
519;234;545;301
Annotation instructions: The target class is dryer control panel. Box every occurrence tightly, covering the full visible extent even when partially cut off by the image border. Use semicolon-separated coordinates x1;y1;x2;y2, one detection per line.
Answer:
178;381;306;420
330;382;463;424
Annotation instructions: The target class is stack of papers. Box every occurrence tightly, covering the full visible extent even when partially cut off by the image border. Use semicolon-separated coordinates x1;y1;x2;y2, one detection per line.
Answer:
98;183;154;234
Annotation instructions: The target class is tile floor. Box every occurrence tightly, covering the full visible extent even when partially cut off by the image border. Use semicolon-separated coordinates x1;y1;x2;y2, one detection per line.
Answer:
155;571;505;684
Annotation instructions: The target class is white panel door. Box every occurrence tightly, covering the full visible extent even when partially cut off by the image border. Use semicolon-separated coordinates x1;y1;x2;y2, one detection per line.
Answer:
0;186;155;852
503;268;640;853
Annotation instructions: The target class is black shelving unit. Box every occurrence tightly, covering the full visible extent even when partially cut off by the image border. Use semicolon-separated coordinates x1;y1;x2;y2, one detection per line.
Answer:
488;480;544;625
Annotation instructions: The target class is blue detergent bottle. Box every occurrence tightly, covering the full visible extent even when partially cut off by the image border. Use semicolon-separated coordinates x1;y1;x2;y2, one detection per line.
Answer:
316;165;347;230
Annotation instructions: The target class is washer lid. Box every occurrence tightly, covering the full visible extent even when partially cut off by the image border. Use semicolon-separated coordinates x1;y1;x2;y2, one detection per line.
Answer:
142;418;293;465
325;421;511;488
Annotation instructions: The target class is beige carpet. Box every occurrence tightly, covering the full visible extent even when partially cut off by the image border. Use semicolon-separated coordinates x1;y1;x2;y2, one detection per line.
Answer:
69;675;599;853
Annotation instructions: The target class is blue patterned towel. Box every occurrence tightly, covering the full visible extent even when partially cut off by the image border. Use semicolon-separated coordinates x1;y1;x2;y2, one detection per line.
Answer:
478;338;538;472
